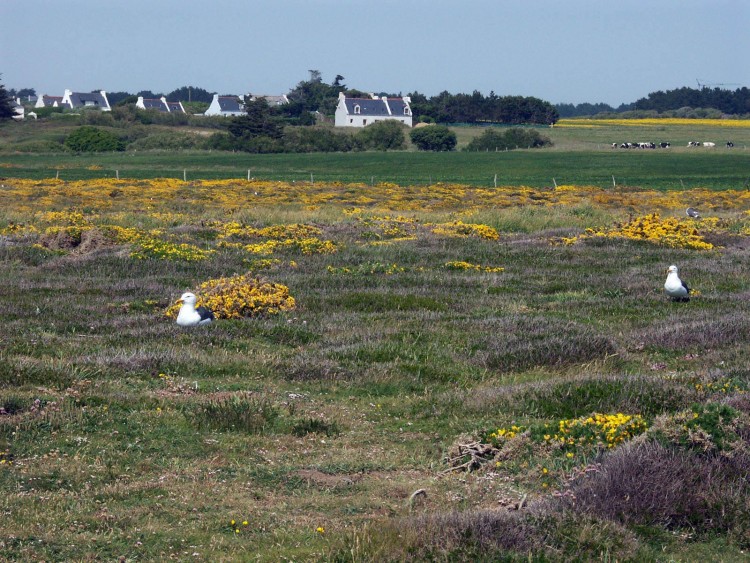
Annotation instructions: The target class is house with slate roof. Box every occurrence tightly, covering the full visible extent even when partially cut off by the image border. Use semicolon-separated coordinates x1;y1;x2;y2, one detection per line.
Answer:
136;96;186;113
251;94;289;106
61;89;111;111
35;95;65;108
334;92;413;128
204;94;245;116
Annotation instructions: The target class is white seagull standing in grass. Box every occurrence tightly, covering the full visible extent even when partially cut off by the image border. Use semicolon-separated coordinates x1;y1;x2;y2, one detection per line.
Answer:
664;265;690;302
175;292;215;326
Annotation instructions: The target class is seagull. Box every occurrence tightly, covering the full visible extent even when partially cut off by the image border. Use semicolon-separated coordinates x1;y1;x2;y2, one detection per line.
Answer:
664;265;690;302
175;292;215;326
686;207;700;219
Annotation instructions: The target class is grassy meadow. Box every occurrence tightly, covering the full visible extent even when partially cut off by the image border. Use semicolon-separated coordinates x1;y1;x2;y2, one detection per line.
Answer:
2;116;750;189
1;119;750;561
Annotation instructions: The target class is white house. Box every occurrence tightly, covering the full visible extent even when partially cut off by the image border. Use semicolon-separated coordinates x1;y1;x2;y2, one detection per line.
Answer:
136;96;186;113
61;89;111;111
11;98;25;120
334;92;413;128
204;94;245;116
35;95;65;108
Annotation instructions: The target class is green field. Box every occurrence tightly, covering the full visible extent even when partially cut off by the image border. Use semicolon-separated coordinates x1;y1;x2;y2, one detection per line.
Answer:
0;150;748;189
1;119;750;561
1;119;749;189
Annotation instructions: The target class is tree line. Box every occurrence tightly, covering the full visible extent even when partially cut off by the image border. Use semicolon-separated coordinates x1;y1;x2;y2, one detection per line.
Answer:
555;86;750;117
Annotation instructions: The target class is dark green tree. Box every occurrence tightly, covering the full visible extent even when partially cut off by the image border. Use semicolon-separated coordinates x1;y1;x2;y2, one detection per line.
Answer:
166;86;213;103
107;91;135;106
354;120;407;151
284;70;346;118
409;125;457;151
229;96;285;139
464;127;551;151
0;78;15;120
64;126;126;152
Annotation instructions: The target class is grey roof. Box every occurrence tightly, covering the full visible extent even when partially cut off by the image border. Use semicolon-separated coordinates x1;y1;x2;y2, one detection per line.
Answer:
386;98;410;116
41;95;64;106
166;101;185;113
256;95;288;106
218;96;244;112
344;97;390;116
142;98;167;111
69;92;108;108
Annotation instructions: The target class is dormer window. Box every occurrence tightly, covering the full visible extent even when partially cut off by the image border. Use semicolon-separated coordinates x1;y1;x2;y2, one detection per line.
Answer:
404;107;411;116
354;104;361;114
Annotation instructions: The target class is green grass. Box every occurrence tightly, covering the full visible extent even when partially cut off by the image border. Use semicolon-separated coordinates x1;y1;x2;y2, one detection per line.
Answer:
2;118;749;189
1;150;748;189
0;120;749;560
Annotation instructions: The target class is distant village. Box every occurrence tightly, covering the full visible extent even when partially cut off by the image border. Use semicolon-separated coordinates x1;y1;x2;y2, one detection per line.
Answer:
10;88;414;128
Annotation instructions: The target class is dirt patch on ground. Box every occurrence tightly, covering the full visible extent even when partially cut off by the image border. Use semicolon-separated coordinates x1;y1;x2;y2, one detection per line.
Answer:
291;469;361;489
40;228;115;254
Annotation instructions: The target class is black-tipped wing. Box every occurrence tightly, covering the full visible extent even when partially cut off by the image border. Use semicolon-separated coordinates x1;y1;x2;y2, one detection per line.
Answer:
196;306;215;321
681;280;690;294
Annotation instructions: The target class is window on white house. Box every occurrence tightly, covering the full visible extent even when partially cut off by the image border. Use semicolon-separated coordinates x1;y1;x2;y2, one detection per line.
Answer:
354;105;360;114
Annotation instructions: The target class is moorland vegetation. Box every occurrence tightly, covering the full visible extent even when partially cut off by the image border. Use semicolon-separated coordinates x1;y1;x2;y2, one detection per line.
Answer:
0;171;749;560
1;73;750;560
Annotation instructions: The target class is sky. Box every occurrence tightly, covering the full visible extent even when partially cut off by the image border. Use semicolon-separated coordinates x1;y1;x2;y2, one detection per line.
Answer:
1;0;748;107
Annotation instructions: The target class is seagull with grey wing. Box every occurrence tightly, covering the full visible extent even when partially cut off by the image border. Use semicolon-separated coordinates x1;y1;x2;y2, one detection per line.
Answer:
686;207;700;219
664;265;690;302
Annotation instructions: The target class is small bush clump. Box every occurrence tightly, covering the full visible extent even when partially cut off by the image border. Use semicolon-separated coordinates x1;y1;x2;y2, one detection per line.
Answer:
64;126;125;152
165;273;296;320
464;127;552;151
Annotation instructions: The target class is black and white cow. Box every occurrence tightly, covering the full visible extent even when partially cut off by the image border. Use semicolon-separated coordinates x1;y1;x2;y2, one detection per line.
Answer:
688;141;701;147
660;142;670;148
726;141;734;148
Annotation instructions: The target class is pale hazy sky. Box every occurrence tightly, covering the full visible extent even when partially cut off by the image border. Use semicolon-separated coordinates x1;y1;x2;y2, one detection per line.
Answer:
1;0;747;106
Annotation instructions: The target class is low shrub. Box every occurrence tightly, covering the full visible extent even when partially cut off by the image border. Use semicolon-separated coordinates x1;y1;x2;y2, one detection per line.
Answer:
410;125;457;151
327;507;639;562
566;440;750;543
181;392;279;433
464;127;552;151
64;126;125;152
354;120;407;151
127;131;203;151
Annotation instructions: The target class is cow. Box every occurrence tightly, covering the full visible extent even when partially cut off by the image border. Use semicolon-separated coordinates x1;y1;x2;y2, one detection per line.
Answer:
660;142;671;148
703;142;716;147
688;141;701;147
726;141;734;148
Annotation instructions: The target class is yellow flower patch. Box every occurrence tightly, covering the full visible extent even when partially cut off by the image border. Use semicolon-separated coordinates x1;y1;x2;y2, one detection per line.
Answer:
165;273;295;320
444;261;504;273
564;213;715;250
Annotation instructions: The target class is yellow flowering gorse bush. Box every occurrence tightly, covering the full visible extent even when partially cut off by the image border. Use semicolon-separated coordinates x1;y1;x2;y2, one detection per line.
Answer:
165;273;295;320
563;213;715;250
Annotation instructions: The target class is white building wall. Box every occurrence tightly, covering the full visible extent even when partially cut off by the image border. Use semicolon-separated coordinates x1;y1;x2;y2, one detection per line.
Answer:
204;94;223;116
